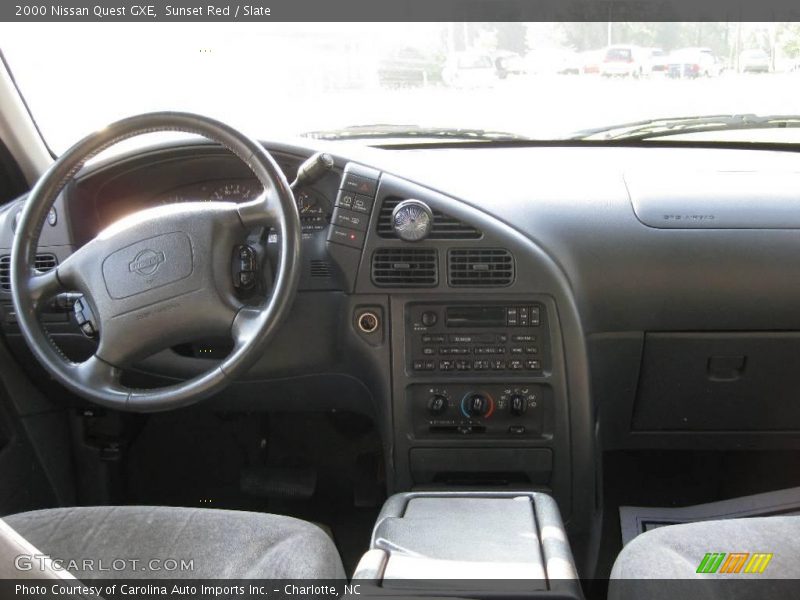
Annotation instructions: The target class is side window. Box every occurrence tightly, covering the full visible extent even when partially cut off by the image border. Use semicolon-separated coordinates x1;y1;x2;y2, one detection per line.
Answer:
0;140;28;205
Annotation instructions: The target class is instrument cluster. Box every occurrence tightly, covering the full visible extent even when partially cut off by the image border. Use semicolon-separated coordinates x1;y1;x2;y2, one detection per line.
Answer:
152;179;330;233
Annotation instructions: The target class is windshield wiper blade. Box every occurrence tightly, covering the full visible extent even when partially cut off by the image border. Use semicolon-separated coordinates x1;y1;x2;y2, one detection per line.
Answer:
571;114;800;141
302;124;529;142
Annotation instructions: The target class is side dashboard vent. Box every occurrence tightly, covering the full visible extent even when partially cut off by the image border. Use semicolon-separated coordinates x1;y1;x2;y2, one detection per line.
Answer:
376;198;481;240
0;253;58;292
310;260;332;278
372;248;438;287
448;248;514;287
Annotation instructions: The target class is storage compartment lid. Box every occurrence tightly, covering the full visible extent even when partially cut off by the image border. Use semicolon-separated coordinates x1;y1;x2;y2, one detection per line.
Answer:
375;496;547;587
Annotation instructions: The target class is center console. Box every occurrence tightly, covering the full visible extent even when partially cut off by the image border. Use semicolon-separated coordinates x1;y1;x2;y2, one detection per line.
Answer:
390;296;572;520
354;491;582;598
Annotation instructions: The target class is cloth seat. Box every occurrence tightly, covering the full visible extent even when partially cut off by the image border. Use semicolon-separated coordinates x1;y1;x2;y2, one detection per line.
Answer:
610;516;800;600
3;505;345;579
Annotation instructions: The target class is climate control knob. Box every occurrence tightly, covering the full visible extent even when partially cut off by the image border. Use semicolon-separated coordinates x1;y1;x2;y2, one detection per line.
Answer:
462;393;493;418
427;394;448;416
510;394;527;417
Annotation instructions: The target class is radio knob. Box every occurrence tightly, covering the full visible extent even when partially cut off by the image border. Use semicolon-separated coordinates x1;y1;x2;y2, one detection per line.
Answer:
427;394;448;416
421;311;438;327
464;393;491;418
510;394;527;417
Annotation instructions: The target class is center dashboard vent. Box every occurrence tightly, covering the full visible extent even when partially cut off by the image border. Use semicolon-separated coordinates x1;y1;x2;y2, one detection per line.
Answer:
0;253;58;292
376;197;481;240
448;248;514;287
372;248;438;287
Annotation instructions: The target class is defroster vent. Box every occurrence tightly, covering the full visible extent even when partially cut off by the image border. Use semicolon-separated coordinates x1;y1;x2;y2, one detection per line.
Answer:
0;253;58;291
448;248;514;287
372;248;438;287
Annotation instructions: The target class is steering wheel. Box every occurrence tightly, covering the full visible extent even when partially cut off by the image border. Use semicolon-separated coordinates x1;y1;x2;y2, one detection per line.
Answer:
10;112;302;412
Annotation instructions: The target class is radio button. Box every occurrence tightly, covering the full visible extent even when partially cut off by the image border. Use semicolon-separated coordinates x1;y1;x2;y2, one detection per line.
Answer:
510;347;524;355
441;347;469;355
455;360;471;371
524;346;539;354
413;360;435;371
525;359;541;370
422;335;445;343
449;334;473;343
473;360;489;370
422;347;436;355
509;359;524;370
507;307;519;326
512;335;536;342
490;360;506;370
439;360;454;371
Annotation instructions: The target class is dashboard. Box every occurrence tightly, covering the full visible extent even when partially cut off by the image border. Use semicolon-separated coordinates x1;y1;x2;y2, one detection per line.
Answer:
4;137;800;538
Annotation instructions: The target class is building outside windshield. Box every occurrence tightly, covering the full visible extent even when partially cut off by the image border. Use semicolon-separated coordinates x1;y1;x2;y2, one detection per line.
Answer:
2;21;800;151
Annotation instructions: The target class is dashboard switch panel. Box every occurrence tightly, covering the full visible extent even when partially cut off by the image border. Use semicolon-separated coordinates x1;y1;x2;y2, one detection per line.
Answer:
328;163;380;250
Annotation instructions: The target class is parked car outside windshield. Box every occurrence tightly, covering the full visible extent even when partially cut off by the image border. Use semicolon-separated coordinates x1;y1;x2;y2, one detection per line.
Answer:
1;22;800;149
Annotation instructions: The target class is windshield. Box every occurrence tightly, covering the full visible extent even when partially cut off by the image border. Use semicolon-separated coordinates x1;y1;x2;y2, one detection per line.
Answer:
2;22;800;151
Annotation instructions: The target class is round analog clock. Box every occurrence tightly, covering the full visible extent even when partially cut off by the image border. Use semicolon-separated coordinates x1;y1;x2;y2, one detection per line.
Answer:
392;199;434;242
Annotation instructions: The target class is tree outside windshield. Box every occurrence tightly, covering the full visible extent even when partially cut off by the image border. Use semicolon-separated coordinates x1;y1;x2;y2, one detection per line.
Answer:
2;22;800;151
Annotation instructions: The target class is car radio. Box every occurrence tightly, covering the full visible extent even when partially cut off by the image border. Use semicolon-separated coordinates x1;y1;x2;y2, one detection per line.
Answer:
406;302;549;376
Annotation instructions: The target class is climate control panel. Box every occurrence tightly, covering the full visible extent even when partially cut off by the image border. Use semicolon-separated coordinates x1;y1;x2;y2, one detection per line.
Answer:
408;383;548;438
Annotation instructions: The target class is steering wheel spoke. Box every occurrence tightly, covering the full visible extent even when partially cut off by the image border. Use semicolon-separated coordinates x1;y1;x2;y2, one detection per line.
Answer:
237;190;283;229
26;267;66;311
230;306;264;348
69;354;126;396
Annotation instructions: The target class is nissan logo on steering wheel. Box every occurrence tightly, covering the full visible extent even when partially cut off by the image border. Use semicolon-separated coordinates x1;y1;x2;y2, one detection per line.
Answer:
128;249;166;276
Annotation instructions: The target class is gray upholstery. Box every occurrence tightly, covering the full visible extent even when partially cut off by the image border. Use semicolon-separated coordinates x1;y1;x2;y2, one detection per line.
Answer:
4;506;345;579
610;517;800;600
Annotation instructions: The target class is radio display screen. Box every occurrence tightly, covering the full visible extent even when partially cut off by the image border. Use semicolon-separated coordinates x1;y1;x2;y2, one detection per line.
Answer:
445;306;507;328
